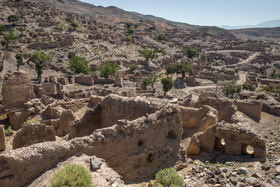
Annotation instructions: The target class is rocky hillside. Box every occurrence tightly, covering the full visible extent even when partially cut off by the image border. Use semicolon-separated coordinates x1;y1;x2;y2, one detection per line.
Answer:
31;0;235;38
0;0;239;80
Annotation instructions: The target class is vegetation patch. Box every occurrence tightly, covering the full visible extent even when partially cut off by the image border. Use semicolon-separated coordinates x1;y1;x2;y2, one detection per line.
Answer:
50;164;92;187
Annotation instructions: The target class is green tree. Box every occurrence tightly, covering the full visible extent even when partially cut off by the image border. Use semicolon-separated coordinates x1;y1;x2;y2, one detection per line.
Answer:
7;15;19;24
129;63;138;73
30;51;51;82
219;80;241;98
186;47;199;63
154;168;184;186
161;77;173;95
69;56;92;74
99;60;118;79
4;32;18;48
174;62;194;78
15;54;25;70
165;65;176;77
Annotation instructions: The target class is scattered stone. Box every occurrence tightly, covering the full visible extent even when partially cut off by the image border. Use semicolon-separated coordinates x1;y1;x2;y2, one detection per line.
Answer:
252;173;262;178
236;167;250;175
246;177;256;185
261;163;271;171
276;165;280;175
90;156;102;171
230;177;238;185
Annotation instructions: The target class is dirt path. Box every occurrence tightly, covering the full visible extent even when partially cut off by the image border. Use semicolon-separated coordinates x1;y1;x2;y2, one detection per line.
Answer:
206;50;251;54
226;52;261;67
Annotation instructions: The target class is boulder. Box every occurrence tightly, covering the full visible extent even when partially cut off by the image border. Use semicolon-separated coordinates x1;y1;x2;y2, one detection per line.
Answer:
12;123;55;149
2;71;35;109
8;110;29;130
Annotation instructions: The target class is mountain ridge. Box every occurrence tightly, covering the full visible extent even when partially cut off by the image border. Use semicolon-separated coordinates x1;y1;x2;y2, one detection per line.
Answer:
221;20;280;30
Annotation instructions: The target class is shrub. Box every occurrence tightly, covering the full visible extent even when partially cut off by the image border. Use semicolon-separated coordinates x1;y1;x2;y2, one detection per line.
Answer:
69;56;92;75
71;21;79;28
99;60;118;79
15;53;25;70
143;77;152;86
50;164;92;187
243;83;256;91
154;168;184;186
161;77;173;95
7;15;19;24
139;49;155;60
186;47;199;59
157;34;168;41
5;126;14;136
127;28;134;34
219;80;241;98
221;67;227;73
124;36;133;43
129;63;138;73
3;32;18;47
1;40;7;46
0;24;4;33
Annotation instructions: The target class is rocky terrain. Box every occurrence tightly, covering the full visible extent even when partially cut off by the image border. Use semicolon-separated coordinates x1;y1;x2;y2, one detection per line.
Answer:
0;0;280;187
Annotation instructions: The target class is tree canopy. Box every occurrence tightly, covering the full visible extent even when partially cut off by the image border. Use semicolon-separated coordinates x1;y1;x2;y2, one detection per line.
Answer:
69;56;92;75
99;60;118;79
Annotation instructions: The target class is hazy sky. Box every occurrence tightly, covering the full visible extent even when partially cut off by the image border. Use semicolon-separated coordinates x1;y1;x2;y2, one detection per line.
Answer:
79;0;280;26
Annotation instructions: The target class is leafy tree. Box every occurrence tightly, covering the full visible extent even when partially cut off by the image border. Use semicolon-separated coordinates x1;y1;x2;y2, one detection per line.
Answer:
186;47;199;62
30;51;51;82
7;15;19;24
15;54;25;70
69;56;92;74
155;168;184;186
129;63;138;73
139;49;155;60
165;65;176;77
99;60;118;79
161;77;173;95
174;62;194;78
219;80;241;98
4;32;18;48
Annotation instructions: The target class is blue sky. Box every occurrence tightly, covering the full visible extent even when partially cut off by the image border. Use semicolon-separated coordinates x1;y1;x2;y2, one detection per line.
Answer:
79;0;280;26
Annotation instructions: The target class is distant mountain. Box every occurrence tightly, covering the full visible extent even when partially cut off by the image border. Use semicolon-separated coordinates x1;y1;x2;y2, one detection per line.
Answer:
221;20;280;30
